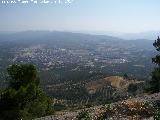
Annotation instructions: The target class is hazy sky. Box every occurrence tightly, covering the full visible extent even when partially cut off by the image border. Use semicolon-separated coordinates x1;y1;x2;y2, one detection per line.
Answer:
0;0;160;33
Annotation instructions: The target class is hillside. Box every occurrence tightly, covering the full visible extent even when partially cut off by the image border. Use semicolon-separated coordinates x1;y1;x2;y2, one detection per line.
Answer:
86;76;144;91
36;92;160;120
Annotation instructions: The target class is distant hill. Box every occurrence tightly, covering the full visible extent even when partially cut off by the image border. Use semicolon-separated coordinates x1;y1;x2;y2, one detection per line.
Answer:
0;31;154;50
77;30;160;40
86;76;144;95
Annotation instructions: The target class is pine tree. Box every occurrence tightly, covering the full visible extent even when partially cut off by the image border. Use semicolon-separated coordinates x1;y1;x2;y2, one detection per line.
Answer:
149;36;160;93
0;64;53;120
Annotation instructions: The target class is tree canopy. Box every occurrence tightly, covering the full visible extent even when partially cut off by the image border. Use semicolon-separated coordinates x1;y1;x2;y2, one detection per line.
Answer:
148;37;160;93
0;64;53;120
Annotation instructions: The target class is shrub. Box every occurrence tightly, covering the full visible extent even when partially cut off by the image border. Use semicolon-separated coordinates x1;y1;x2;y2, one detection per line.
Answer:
77;110;91;120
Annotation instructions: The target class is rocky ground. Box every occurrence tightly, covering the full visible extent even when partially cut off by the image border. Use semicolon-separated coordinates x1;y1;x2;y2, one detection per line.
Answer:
36;92;160;120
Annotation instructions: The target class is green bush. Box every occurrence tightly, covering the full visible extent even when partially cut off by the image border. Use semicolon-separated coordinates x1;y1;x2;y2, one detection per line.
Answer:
154;107;160;120
154;101;160;120
0;64;53;120
96;104;113;120
77;110;91;120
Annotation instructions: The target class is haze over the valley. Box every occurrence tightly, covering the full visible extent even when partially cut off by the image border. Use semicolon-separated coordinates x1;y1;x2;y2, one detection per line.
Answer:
0;0;160;39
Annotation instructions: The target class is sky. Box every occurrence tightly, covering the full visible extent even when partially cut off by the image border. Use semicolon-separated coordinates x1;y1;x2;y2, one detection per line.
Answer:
0;0;160;33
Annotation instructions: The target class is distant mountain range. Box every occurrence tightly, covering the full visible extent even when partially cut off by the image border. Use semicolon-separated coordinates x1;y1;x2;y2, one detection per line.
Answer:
72;30;160;40
0;30;154;50
115;31;160;40
0;30;159;40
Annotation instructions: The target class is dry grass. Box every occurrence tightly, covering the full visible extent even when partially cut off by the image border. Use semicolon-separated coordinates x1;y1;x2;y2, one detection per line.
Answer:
86;76;144;94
